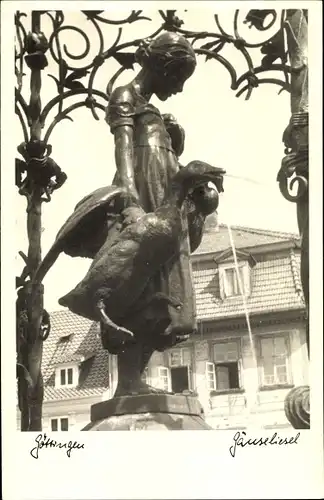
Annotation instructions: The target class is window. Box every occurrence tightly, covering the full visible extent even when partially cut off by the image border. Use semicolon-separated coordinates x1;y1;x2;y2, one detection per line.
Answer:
208;341;242;392
51;418;58;431
51;417;69;431
158;366;171;392
168;347;192;393
221;266;245;297
206;362;216;391
59;367;74;386
259;335;290;387
170;366;191;393
169;347;191;367
55;365;78;389
170;350;182;367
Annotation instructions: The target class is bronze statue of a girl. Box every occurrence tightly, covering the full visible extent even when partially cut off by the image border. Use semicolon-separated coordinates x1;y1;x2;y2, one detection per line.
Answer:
105;32;199;343
35;32;224;394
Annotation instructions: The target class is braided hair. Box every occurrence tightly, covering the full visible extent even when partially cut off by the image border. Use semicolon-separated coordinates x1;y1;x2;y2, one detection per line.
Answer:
135;32;196;80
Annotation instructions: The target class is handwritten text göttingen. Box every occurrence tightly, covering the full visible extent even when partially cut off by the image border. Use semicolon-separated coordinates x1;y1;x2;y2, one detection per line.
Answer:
229;431;300;457
30;433;85;459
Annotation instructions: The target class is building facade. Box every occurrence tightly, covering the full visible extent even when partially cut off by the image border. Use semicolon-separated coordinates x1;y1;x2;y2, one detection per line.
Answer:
17;223;308;431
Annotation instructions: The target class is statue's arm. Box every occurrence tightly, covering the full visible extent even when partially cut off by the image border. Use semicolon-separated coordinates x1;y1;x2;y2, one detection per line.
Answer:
106;87;139;203
162;113;185;158
114;126;138;201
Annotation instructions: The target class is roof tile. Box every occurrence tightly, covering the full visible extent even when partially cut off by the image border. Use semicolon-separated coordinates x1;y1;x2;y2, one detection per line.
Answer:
42;312;109;402
193;252;304;320
194;222;299;255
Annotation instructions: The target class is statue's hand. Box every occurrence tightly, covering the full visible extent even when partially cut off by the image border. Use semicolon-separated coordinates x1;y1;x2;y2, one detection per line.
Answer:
120;183;140;205
122;206;144;228
162;113;185;158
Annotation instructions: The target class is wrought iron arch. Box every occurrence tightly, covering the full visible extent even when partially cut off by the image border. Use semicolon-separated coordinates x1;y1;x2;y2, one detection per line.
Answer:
15;8;309;431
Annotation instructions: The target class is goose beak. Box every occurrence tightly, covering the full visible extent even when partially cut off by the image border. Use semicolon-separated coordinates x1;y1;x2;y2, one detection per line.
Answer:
178;162;226;193
193;171;224;189
204;168;226;182
202;169;226;192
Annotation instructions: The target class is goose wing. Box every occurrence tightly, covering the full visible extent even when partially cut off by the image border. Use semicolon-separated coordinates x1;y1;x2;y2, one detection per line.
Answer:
55;185;126;257
34;185;127;283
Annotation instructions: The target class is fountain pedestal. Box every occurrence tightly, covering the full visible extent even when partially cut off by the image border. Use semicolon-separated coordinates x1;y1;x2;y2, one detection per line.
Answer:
82;393;212;430
284;385;310;429
82;336;212;431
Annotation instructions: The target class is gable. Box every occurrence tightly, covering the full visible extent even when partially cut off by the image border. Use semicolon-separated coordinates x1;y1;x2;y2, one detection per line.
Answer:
214;247;257;267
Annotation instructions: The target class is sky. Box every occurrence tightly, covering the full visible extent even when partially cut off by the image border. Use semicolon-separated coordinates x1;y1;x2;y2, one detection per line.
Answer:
14;8;299;312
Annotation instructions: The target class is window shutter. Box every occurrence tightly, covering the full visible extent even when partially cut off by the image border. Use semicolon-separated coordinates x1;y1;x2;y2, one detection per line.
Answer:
205;362;216;391
238;359;243;388
219;268;225;299
241;264;250;296
166;367;171;392
260;335;291;386
187;365;192;391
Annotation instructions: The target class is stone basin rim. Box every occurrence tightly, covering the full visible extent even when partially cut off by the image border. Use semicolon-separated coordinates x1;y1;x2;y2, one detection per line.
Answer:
90;393;205;422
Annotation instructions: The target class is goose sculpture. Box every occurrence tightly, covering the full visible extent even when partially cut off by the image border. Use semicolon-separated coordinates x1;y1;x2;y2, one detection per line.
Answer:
34;161;225;348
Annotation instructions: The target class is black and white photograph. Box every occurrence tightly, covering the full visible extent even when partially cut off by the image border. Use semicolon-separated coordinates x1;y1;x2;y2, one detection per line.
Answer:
1;1;323;499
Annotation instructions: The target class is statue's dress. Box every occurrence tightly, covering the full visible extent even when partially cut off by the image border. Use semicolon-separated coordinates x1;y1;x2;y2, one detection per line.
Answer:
106;85;196;338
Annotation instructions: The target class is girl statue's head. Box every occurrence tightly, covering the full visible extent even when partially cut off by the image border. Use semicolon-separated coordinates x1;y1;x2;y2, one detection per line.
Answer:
135;32;197;101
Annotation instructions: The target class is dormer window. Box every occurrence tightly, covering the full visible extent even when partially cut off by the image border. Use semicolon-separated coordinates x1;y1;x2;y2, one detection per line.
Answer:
55;364;79;388
60;367;73;386
54;352;95;389
223;265;245;297
215;248;256;300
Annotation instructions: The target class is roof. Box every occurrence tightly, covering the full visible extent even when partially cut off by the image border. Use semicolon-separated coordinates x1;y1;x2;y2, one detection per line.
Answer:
42;311;109;402
41;224;304;401
194;250;305;320
193;221;299;255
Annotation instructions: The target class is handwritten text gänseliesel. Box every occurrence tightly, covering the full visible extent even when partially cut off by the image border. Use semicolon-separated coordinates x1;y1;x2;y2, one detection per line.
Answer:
229;431;300;457
30;433;85;459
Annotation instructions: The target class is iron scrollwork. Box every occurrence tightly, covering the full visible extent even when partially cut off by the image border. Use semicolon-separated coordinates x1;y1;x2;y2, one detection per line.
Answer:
276;10;309;430
15;9;308;430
